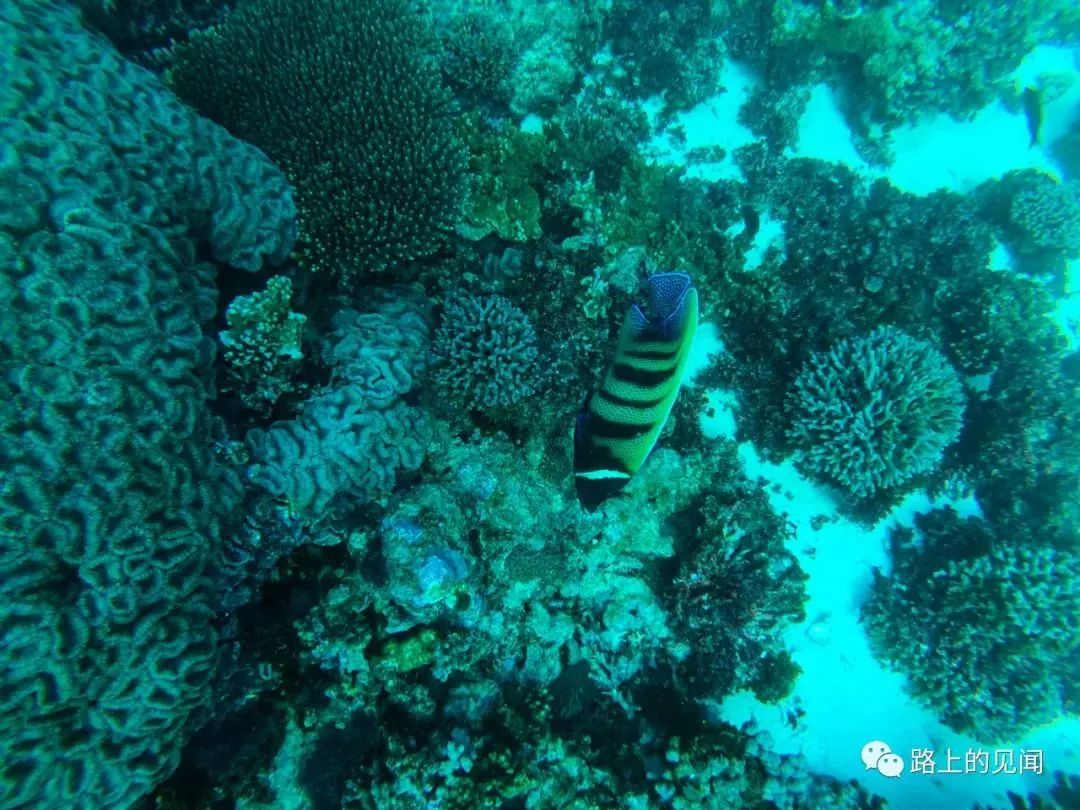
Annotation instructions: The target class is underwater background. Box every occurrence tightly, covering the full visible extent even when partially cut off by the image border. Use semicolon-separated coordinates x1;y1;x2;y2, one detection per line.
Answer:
2;0;1079;808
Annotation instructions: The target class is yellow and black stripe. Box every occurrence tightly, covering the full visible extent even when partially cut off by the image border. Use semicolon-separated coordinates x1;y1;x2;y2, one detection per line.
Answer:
574;273;698;509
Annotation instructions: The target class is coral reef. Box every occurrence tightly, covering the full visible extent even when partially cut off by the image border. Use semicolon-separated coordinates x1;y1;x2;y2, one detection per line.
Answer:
75;0;230;69
0;0;295;805
322;289;431;407
764;0;1079;129
977;169;1080;287
247;386;430;522
7;0;1075;805
602;0;725;113
553;87;651;193
246;291;432;523
668;444;808;702
169;0;466;278
431;291;539;411
220;276;306;411
787;327;965;498
864;508;1080;743
438;8;518;113
459;116;548;242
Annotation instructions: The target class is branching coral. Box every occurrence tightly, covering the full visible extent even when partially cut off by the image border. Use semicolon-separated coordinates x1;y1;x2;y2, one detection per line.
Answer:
863;508;1080;743
787;326;964;498
431;291;539;411
977;169;1080;283
667;443;808;701
220;276;305;410
169;0;466;277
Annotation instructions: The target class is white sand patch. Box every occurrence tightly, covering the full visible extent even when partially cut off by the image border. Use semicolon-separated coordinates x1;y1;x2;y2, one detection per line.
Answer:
685;322;723;386
709;438;1079;809
788;83;871;173
743;209;785;270
519;113;544;134
699;388;738;440
785;45;1080;195
988;240;1014;272
647;59;759;182
885;101;1059;195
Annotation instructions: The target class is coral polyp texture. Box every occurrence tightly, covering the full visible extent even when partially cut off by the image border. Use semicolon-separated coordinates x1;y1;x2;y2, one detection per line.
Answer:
0;0;296;806
787;326;965;498
247;292;432;521
431;291;539;411
168;0;467;278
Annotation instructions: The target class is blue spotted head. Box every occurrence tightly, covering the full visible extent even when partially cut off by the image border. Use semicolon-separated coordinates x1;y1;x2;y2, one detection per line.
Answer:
627;272;696;342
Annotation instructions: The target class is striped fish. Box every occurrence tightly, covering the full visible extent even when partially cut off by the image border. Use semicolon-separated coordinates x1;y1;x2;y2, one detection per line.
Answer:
573;272;699;510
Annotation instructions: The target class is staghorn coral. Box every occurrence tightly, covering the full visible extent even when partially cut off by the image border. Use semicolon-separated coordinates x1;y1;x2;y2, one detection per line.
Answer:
169;0;466;278
863;508;1080;743
220;276;306;411
0;0;296;805
787;326;964;498
431;291;539;411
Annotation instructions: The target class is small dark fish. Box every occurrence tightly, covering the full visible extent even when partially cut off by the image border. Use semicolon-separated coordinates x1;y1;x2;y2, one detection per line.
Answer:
1023;86;1042;148
740;204;760;241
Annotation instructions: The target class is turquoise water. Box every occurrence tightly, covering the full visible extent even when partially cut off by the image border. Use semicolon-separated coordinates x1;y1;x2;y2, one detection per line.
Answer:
1;1;1078;808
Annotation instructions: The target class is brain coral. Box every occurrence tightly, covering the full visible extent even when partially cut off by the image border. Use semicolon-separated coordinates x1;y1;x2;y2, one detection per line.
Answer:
0;0;296;805
247;386;431;521
169;0;467;278
247;291;433;522
431;291;539;410
787;327;964;498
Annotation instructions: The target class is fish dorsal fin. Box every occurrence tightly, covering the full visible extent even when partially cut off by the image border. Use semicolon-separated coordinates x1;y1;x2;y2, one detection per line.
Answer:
626;303;650;340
